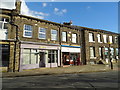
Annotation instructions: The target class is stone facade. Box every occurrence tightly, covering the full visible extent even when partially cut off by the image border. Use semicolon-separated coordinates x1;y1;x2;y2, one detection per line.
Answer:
0;1;119;72
82;28;119;65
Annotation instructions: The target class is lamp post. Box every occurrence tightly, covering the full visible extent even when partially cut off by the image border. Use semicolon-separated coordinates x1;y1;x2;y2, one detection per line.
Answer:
108;42;113;70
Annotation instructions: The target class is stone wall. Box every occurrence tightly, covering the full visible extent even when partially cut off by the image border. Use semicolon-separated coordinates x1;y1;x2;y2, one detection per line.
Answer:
83;29;119;64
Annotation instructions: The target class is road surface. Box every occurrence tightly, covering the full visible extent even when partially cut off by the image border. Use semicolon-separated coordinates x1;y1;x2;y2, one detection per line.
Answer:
2;71;119;89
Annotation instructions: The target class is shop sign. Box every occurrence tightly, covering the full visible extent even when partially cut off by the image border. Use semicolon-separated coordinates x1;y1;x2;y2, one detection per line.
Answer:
61;47;80;53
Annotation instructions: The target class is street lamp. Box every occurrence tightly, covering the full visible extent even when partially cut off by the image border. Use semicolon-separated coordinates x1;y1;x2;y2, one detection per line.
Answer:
108;42;113;70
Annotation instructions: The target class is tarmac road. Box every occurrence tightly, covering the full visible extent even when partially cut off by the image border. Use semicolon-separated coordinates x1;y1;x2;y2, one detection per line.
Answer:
2;70;119;89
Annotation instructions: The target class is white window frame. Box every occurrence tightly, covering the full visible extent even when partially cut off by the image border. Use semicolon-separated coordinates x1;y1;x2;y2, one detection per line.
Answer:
89;33;95;42
103;35;107;43
62;31;67;42
72;33;77;43
51;29;57;41
109;36;113;44
90;47;96;59
23;24;32;38
0;18;9;40
38;27;46;39
116;48;118;59
114;36;118;43
97;34;102;43
0;18;8;30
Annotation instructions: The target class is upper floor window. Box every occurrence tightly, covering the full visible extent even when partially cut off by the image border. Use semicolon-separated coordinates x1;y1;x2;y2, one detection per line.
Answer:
72;33;77;43
109;36;113;44
89;33;94;42
114;36;118;43
23;24;32;38
51;29;57;41
0;18;9;40
97;34;102;43
0;18;9;29
62;31;67;42
103;35;107;43
38;27;46;39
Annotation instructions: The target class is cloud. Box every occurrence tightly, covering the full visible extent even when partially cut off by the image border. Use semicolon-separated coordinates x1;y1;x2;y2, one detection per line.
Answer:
51;0;55;2
86;6;91;9
0;0;16;9
42;3;47;7
0;0;49;19
20;0;49;19
54;8;67;16
54;8;59;12
62;9;67;13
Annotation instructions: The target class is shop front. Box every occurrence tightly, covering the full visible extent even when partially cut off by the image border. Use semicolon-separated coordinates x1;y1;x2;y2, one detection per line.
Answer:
61;45;81;66
20;43;60;71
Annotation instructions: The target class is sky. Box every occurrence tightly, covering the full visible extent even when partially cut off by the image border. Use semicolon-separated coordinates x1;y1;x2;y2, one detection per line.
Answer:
0;0;118;33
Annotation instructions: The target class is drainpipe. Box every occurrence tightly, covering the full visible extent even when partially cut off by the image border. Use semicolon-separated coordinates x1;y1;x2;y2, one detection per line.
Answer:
58;25;62;67
9;22;19;72
80;28;86;65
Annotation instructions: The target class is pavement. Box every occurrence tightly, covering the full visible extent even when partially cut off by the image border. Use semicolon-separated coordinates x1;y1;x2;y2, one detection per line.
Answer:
1;63;119;78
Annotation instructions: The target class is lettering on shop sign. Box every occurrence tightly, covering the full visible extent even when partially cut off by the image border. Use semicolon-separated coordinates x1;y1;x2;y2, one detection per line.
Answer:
39;46;46;49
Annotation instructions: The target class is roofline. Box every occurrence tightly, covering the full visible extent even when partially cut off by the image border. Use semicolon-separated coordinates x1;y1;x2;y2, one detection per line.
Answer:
0;8;119;35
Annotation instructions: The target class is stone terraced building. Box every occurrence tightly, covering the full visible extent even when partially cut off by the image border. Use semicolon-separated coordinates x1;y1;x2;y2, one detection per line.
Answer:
0;1;119;72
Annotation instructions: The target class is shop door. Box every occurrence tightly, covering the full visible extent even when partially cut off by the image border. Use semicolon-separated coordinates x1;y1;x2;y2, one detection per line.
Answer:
39;52;45;67
0;44;9;67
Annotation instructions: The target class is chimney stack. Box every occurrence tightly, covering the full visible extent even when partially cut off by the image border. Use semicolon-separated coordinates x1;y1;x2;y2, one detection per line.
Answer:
63;20;73;25
15;0;21;14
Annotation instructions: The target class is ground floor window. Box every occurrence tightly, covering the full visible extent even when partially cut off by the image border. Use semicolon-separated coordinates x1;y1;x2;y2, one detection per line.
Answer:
90;47;95;59
99;47;103;59
104;47;109;59
110;48;114;59
22;49;39;64
116;48;118;59
48;50;58;63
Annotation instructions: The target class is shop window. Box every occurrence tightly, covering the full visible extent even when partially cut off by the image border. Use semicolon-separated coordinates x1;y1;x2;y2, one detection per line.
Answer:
90;47;95;59
0;18;9;40
72;33;77;43
23;24;32;38
62;31;67;42
48;50;58;63
22;49;39;64
38;27;46;39
89;33;94;42
103;35;107;43
109;36;113;44
23;49;30;64
51;29;57;41
31;49;38;64
97;34;102;43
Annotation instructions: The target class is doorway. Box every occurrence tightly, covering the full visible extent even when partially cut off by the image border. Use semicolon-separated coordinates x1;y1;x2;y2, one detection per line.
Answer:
0;44;10;67
39;52;46;67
